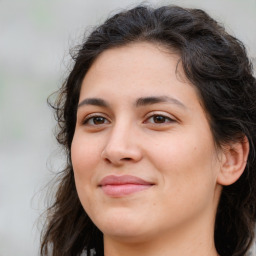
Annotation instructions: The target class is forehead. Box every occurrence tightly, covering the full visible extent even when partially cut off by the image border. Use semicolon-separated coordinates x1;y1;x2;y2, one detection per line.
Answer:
91;42;180;75
92;42;179;68
80;42;189;95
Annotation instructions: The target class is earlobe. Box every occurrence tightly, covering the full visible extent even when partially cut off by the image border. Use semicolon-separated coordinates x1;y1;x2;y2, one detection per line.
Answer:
217;136;249;186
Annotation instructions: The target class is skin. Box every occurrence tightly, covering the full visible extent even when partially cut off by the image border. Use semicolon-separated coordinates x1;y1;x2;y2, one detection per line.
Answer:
71;42;224;256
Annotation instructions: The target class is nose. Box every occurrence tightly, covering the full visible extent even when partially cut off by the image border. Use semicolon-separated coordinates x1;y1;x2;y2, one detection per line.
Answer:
101;122;143;166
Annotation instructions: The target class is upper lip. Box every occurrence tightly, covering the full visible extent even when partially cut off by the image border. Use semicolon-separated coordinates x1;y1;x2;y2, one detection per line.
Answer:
99;175;154;186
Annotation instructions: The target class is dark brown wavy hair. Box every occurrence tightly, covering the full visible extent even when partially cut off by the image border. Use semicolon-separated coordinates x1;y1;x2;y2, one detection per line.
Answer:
41;5;256;256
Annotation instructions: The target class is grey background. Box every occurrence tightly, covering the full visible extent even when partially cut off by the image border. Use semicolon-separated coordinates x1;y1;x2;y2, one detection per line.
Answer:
0;0;255;255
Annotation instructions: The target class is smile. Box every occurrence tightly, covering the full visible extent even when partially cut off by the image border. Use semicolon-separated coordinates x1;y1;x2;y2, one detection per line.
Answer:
99;175;154;197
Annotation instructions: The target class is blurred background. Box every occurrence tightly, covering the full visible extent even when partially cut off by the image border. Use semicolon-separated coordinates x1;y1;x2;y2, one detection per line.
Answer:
0;0;255;255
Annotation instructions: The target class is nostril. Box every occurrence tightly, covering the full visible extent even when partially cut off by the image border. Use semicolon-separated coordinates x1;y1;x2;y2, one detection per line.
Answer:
104;158;112;164
103;157;132;165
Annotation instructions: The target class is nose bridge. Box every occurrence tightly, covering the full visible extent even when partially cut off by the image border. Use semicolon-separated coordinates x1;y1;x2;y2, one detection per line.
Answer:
110;119;131;144
102;116;141;164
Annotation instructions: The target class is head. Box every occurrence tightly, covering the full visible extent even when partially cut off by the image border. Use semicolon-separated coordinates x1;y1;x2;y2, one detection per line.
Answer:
41;5;256;256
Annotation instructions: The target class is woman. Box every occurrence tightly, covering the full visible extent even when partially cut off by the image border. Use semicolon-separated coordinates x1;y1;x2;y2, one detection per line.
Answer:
41;5;256;256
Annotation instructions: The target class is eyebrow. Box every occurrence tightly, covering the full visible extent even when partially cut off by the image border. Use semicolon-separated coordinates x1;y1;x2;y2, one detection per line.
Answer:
78;98;109;108
135;96;186;109
77;96;186;109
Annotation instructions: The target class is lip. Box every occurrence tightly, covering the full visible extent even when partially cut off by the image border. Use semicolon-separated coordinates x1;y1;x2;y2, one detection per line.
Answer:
99;175;154;197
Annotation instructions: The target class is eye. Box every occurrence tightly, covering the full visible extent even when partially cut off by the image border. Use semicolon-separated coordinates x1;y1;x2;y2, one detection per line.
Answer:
145;114;175;124
83;115;110;126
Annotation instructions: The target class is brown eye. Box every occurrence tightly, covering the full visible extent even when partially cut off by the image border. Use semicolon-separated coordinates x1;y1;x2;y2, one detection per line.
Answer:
146;115;174;124
83;115;109;125
93;116;106;125
153;115;166;123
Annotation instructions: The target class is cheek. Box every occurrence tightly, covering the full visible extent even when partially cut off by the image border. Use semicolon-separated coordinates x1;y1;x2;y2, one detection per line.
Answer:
149;128;218;188
71;134;101;185
71;135;101;212
151;135;219;217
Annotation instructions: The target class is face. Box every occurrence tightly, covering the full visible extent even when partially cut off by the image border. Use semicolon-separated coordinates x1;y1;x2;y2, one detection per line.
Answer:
71;42;223;243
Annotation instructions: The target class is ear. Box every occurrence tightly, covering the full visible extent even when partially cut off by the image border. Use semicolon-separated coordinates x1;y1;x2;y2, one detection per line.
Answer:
217;136;249;186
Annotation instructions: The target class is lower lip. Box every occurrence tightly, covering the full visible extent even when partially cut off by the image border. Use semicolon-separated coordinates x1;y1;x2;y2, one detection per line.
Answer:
101;184;152;197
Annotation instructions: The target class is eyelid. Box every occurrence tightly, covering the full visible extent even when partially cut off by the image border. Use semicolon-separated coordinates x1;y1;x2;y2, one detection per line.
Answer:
81;112;111;125
143;111;177;124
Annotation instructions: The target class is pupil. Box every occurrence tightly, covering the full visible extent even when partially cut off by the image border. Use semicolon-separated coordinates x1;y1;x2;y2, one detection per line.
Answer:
94;117;104;124
154;116;165;123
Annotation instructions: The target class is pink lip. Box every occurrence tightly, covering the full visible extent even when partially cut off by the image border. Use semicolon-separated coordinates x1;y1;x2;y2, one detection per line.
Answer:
99;175;154;197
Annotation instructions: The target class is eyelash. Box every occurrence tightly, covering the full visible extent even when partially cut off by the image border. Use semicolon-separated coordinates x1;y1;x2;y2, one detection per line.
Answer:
82;114;110;126
144;114;175;125
82;113;175;127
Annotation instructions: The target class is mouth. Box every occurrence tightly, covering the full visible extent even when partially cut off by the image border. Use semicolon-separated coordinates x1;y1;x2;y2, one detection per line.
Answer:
99;175;154;197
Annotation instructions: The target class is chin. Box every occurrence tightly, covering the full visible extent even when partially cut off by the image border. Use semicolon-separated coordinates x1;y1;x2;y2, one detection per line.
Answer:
94;209;149;240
